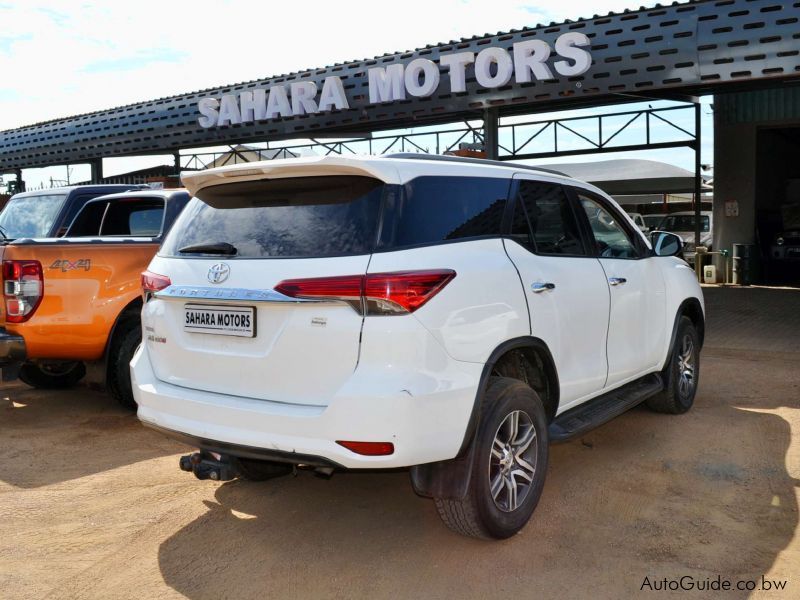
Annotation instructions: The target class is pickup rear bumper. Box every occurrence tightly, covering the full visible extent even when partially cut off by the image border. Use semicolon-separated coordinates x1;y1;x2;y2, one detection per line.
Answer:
0;328;26;366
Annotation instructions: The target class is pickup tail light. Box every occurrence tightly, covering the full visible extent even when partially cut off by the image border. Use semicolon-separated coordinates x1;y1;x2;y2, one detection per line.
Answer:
275;270;456;315
2;260;44;323
141;270;171;300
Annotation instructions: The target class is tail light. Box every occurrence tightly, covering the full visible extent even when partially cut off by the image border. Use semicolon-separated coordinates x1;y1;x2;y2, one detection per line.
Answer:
336;440;395;456
2;260;44;323
141;270;171;301
275;270;456;315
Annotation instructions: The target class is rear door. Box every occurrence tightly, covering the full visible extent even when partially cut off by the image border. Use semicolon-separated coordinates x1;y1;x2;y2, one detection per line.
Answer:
572;189;666;385
503;176;610;410
143;175;386;407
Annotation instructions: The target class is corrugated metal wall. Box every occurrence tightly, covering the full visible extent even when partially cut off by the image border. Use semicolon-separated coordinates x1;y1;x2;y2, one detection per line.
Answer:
717;87;800;125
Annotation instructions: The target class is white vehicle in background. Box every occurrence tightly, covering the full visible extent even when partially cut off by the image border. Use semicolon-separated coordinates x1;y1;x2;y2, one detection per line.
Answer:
132;154;705;540
658;211;713;262
643;214;666;232
626;212;648;232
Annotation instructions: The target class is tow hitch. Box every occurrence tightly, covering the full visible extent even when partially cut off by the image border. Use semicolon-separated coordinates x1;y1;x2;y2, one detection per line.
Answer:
179;451;238;481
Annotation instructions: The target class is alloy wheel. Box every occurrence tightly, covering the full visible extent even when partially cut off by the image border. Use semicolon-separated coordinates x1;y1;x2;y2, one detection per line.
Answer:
488;410;538;512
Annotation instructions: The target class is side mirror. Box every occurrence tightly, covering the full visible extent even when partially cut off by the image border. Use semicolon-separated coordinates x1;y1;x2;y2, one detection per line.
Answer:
650;231;684;257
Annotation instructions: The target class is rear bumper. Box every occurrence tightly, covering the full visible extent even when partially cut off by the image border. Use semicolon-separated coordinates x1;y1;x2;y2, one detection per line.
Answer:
132;341;482;470
0;328;26;366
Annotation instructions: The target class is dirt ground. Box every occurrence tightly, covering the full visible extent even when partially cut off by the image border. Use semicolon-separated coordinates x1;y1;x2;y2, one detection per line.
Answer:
1;286;798;599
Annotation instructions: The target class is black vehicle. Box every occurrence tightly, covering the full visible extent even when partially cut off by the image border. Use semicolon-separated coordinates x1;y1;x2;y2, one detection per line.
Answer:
0;184;149;242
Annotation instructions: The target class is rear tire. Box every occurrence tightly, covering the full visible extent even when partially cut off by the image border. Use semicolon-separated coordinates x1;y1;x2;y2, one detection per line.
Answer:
18;361;86;389
107;323;141;410
646;316;700;414
434;376;549;539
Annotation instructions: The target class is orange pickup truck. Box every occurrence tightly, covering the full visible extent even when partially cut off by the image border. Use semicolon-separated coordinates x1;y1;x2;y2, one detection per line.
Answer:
0;189;189;407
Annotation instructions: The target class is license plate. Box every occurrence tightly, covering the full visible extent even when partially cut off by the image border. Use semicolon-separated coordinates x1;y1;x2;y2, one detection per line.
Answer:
183;304;255;337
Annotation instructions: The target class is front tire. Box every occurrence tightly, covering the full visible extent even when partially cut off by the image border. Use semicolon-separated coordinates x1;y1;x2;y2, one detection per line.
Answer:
18;361;86;389
434;377;549;539
646;316;700;414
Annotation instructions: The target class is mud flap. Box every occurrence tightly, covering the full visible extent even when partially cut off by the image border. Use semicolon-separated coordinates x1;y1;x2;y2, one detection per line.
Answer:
409;436;478;500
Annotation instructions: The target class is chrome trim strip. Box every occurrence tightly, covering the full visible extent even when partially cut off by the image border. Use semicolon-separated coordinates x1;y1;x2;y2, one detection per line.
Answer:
154;285;321;303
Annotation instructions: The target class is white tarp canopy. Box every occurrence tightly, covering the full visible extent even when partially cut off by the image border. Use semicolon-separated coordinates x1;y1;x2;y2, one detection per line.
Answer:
531;159;712;195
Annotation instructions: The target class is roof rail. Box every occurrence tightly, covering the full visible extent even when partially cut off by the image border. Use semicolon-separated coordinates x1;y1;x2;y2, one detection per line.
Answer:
383;153;568;177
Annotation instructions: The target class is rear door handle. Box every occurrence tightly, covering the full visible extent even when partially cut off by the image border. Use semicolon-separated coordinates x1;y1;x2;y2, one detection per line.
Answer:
608;277;627;286
531;281;556;293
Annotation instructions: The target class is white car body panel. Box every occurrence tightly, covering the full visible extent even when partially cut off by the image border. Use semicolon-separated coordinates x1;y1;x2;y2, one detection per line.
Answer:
367;240;529;364
502;240;611;409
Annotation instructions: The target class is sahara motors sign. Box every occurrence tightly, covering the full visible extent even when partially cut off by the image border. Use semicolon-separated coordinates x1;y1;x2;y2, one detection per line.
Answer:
197;32;591;128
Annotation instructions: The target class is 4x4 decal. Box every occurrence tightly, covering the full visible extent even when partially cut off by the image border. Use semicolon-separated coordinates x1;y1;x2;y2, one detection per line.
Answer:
49;259;91;272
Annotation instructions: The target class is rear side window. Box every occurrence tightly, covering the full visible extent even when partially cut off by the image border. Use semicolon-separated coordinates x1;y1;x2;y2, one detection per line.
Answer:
161;176;384;258
378;176;510;249
510;180;586;256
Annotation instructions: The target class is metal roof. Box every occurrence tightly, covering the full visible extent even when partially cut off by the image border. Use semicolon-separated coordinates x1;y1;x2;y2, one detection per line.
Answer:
2;0;799;172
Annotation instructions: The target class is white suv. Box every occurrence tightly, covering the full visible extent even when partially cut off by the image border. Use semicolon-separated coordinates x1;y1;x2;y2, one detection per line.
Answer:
132;154;704;539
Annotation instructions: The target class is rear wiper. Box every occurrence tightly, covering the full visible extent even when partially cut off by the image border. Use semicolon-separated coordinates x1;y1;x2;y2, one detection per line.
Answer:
178;242;238;256
0;225;7;240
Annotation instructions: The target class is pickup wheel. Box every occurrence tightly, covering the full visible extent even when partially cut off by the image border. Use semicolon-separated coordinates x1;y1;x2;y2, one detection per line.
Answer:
434;376;549;539
646;316;700;414
107;323;141;410
18;361;86;389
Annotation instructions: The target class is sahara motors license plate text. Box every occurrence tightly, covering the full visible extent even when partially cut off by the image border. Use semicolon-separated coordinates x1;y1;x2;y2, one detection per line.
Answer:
183;304;255;338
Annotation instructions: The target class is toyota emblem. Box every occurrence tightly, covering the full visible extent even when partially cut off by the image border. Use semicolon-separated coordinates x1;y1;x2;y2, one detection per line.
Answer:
207;263;230;284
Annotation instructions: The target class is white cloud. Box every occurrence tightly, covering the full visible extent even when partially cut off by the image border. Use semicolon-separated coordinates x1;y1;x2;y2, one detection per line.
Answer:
0;0;647;128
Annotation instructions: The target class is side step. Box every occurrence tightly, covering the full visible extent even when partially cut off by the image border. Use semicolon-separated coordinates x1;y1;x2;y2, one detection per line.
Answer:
548;373;664;442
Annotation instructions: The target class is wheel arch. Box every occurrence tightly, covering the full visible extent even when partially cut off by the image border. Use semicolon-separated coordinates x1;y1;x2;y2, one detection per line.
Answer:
662;297;705;372
410;336;559;500
103;297;143;367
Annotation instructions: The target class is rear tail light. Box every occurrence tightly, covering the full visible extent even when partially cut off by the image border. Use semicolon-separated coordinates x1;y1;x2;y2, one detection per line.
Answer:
275;269;456;315
2;260;44;323
336;440;395;456
141;270;172;300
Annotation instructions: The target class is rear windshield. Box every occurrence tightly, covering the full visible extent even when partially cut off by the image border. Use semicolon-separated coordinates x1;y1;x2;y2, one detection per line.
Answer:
0;193;67;239
160;174;511;259
101;199;165;236
161;176;384;258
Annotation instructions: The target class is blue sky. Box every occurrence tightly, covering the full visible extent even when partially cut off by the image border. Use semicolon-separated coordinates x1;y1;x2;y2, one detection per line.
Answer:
0;0;713;188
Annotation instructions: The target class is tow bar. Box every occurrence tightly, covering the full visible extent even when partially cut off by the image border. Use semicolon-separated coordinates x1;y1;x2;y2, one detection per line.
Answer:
179;451;238;481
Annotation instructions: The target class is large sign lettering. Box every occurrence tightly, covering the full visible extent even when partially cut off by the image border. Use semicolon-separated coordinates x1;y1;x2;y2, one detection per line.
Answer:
197;32;591;128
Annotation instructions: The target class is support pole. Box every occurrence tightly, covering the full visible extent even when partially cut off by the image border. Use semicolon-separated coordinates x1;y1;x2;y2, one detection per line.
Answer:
89;159;103;183
483;108;499;160
14;168;24;193
693;102;702;254
173;153;181;173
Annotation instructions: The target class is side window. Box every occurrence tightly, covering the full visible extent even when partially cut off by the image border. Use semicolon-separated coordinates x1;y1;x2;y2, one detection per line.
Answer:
577;194;640;259
379;176;510;249
510;180;586;256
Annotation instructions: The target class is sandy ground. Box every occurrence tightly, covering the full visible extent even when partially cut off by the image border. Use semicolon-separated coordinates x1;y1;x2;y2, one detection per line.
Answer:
1;287;798;599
